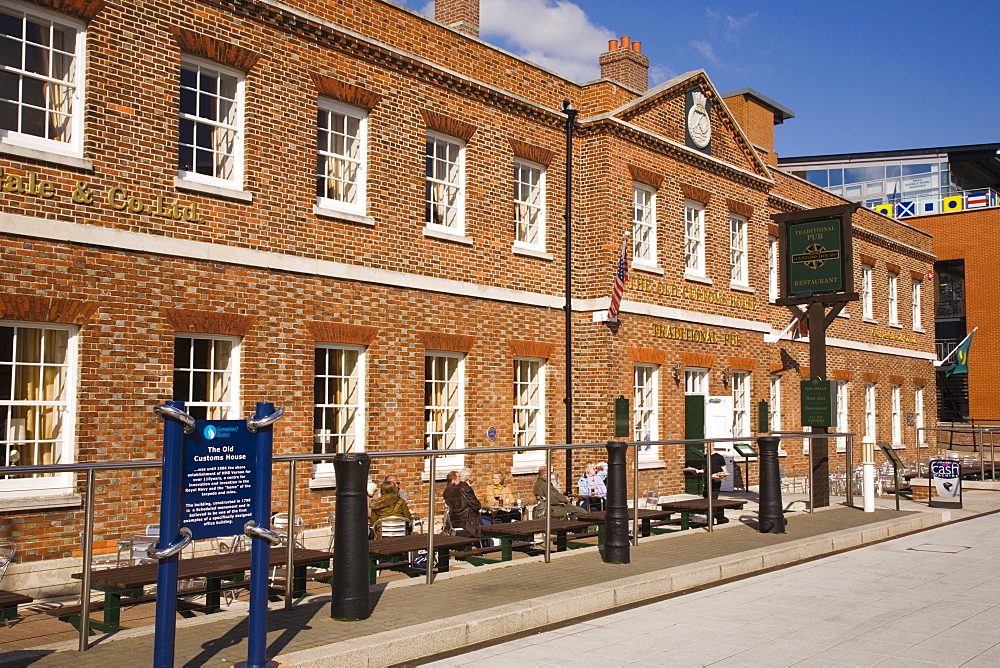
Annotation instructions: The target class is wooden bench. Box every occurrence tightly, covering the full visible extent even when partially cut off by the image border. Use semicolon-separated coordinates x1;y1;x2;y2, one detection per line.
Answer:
578;508;679;542
479;518;596;561
59;547;332;633
0;590;33;623
658;498;746;530
366;533;476;584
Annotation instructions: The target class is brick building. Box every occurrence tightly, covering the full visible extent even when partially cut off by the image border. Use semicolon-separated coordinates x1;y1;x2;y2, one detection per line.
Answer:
904;208;999;422
0;0;935;593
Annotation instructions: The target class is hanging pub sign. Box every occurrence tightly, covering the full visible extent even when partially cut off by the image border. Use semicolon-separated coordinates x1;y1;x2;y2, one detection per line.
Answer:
183;420;257;540
773;203;859;305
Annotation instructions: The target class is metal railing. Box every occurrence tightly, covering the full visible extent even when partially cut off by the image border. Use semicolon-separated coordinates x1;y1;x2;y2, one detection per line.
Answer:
918;426;999;480
1;431;855;652
770;431;857;509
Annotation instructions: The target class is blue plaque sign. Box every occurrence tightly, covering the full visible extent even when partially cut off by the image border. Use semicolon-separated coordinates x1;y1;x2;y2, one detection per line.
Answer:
183;420;257;540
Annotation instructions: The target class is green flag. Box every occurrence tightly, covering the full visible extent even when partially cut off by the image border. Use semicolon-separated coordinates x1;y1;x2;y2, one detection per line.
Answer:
946;332;974;376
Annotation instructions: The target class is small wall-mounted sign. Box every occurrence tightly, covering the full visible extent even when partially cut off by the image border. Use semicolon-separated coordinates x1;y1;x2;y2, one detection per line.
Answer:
486;426;497;441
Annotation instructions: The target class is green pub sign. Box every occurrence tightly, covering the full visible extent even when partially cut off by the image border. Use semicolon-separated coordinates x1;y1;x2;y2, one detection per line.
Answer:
614;396;630;438
800;378;835;427
788;217;844;295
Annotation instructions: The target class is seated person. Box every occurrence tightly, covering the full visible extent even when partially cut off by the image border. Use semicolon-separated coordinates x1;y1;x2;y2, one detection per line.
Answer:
368;480;412;538
443;469;483;538
482;472;521;522
532;466;584;519
576;465;607;511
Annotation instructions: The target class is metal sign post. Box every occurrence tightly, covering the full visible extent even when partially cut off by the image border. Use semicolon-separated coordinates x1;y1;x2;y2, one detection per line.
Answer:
150;401;195;668
241;403;283;668
774;203;860;508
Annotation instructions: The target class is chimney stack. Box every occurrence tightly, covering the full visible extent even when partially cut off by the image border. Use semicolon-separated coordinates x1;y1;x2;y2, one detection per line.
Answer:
435;0;480;39
599;36;649;92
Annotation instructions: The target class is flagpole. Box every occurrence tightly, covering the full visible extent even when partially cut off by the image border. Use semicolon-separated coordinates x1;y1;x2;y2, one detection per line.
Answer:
934;326;977;367
562;100;577;494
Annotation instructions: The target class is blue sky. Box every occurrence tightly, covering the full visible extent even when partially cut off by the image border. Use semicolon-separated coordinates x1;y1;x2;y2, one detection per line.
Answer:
396;0;998;157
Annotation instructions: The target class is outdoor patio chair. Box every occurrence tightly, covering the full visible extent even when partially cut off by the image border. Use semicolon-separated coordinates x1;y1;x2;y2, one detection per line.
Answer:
0;539;14;584
271;512;305;548
371;515;410;539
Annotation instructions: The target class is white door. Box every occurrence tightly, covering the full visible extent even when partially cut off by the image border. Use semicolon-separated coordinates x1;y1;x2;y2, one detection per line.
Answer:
705;396;736;491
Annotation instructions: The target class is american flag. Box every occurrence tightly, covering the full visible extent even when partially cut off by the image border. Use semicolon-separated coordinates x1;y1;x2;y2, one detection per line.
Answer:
608;239;629;321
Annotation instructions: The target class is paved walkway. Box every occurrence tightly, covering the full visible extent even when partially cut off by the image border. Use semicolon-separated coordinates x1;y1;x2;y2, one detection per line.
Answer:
2;493;995;667
422;508;1000;667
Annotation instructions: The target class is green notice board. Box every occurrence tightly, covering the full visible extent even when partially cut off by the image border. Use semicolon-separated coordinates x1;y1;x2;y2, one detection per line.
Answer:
800;377;834;427
614;396;629;438
788;217;844;295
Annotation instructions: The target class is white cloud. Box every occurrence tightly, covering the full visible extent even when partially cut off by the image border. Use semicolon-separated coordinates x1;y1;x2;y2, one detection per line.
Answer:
691;40;721;68
479;0;616;82
416;0;622;82
705;7;758;43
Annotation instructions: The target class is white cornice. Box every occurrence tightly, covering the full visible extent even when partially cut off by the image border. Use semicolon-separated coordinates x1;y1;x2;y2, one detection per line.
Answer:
2;213;936;362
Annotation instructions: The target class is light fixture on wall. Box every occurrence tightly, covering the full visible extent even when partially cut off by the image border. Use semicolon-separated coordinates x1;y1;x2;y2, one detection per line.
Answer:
672;362;682;385
720;366;731;388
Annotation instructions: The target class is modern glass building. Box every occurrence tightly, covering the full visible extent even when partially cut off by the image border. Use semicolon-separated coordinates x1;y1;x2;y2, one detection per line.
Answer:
778;143;1000;217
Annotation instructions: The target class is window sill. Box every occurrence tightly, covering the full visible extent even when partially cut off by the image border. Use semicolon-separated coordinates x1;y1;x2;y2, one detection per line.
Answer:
638;459;665;470
0;492;82;512
863;318;878;325
729;281;755;293
889;322;902;329
511;462;546;476
423;225;473;246
632;263;664;276
313;205;374;227
684;272;712;285
512;245;553;261
913;328;925;334
837;311;850;318
309;475;338;490
175;176;253;203
0;142;93;171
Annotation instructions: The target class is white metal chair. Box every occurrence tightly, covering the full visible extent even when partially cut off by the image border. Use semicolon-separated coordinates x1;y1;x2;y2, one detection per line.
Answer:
643;490;661;509
371;515;410;539
327;513;336;551
271;513;305;548
0;539;15;584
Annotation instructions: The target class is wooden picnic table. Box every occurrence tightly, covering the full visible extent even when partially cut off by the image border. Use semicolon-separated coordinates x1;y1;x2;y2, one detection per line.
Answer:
658;498;746;530
66;547;333;633
479;518;594;561
578;508;678;542
367;533;476;583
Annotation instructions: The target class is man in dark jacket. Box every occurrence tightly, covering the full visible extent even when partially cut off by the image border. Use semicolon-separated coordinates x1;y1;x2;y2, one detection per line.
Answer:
684;452;730;524
443;468;482;537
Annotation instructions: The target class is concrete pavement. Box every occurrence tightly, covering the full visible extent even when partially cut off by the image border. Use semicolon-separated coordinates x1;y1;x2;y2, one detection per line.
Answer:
1;492;995;667
422;506;1000;667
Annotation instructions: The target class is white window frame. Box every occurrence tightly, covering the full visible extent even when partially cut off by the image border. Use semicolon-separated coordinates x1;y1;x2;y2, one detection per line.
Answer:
513;159;545;252
861;264;874;320
0;320;77;497
424;132;466;236
732;371;751;437
912;278;922;331
833;380;849;453
0;1;86;160
313;344;365;477
729;214;749;288
768;373;782;431
634;364;659;462
767;235;778;303
315;99;367;218
177;56;245;192
887;272;899;326
890;384;901;446
864;382;877;444
424;350;465;471
684;199;706;279
685;368;708;396
915;386;926;447
513;357;545;471
632;183;657;268
173;333;240;420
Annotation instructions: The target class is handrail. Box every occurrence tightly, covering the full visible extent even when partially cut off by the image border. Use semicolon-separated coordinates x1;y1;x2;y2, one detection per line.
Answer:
0;432;859;652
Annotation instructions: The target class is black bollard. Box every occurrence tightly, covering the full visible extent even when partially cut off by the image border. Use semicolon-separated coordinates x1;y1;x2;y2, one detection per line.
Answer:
756;436;786;534
602;441;630;564
331;452;371;620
